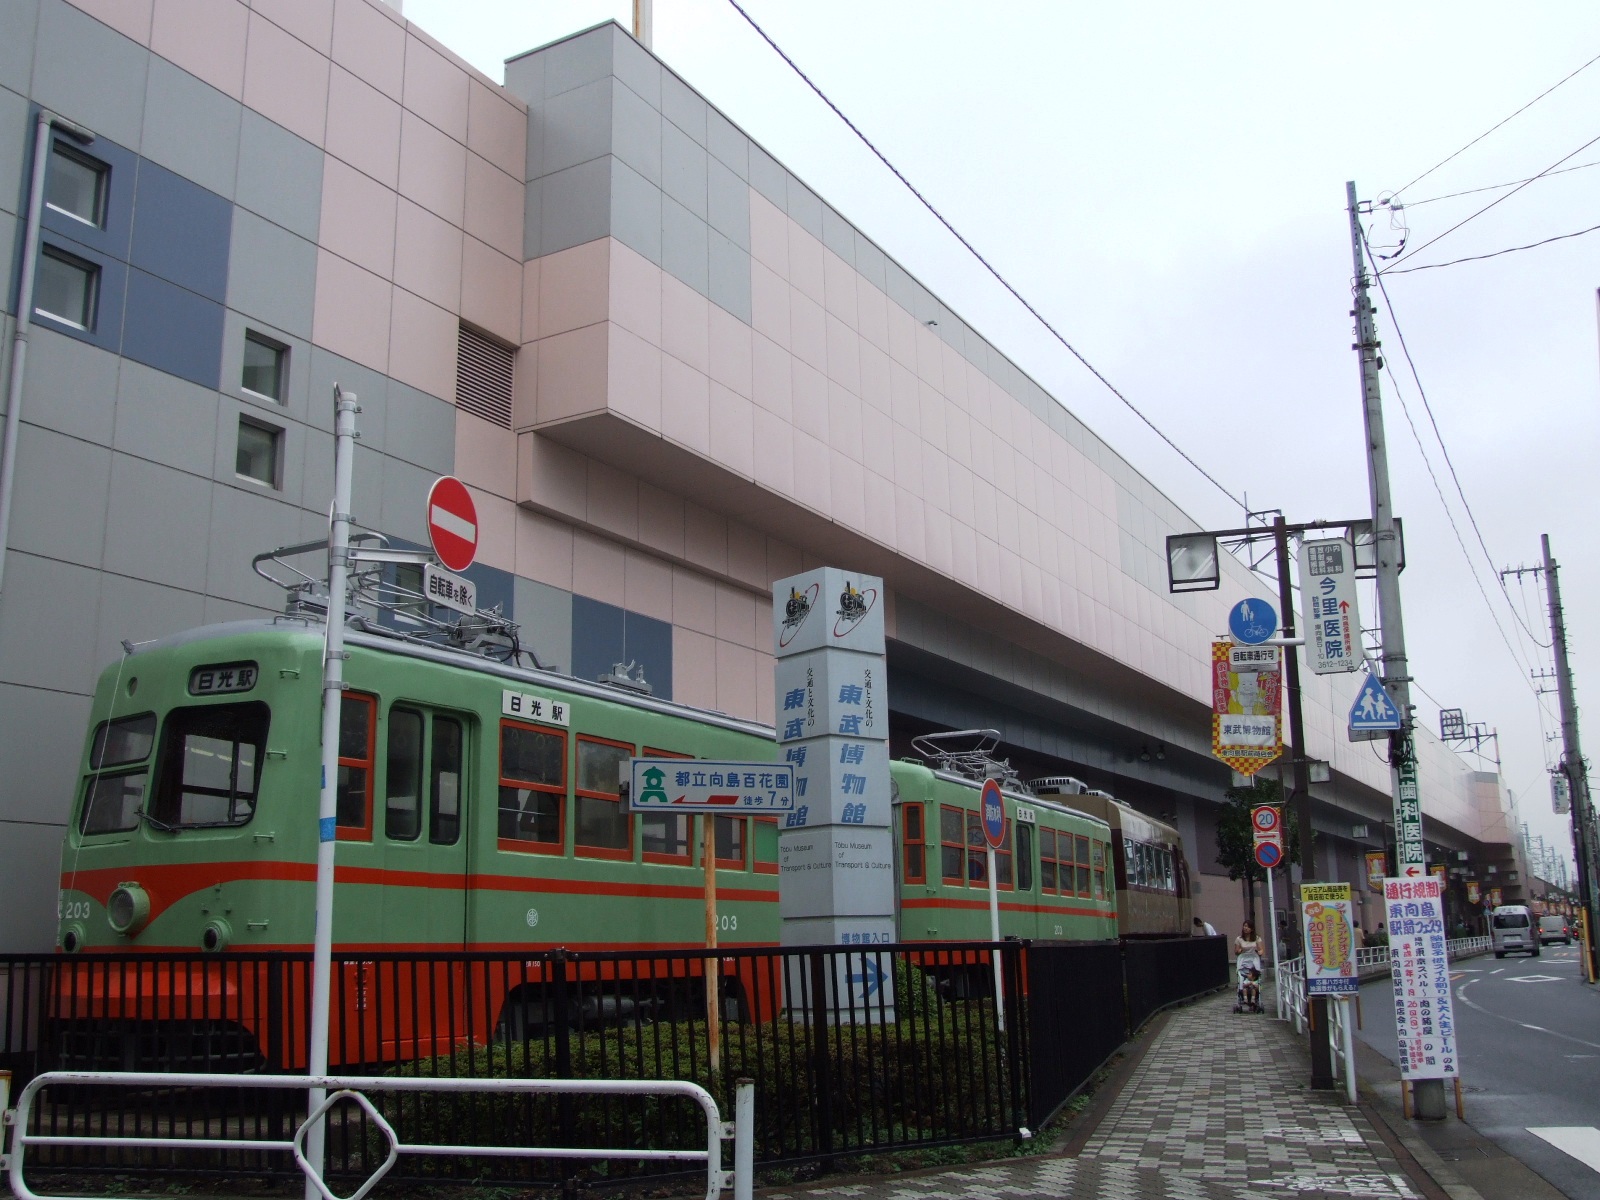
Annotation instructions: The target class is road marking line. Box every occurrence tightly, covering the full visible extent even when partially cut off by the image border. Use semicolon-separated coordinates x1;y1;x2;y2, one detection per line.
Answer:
1529;1127;1600;1175
1455;989;1600;1050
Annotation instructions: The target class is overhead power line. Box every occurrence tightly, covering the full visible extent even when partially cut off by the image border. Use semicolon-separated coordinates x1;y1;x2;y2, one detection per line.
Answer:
1404;158;1600;207
1366;230;1553;652
1391;49;1600;200
1383;221;1600;274
1383;132;1600;272
723;0;1246;515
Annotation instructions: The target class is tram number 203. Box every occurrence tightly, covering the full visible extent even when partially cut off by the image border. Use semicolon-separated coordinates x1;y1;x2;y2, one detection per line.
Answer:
718;914;738;932
59;898;92;922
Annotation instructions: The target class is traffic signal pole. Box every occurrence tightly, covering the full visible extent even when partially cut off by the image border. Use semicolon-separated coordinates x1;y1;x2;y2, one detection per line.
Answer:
1347;182;1444;1120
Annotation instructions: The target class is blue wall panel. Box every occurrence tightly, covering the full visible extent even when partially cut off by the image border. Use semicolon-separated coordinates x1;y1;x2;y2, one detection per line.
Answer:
129;158;231;301
120;268;223;387
571;594;673;700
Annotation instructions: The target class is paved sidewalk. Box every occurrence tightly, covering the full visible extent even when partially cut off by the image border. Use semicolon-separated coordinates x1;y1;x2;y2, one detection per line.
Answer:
763;987;1428;1200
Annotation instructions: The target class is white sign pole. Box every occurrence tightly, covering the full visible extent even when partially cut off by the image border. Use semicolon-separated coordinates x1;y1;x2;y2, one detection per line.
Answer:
305;386;357;1199
1341;998;1358;1104
1266;866;1282;1018
987;845;1005;1034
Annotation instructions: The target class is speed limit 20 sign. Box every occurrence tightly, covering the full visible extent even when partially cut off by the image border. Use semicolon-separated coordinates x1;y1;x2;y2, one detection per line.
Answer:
1252;805;1283;869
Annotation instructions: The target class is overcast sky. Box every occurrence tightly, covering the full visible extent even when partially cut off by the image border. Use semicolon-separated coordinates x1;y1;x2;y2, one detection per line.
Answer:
405;0;1600;869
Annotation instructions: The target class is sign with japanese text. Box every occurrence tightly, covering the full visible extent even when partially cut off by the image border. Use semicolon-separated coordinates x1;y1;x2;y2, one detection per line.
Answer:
1395;750;1424;877
1300;882;1358;995
1466;881;1480;905
423;562;477;615
1298;538;1359;674
1385;877;1460;1080
774;650;886;743
1210;641;1282;776
629;758;794;812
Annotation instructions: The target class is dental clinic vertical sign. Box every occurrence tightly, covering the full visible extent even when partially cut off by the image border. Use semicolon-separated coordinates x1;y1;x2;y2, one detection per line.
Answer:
773;568;895;964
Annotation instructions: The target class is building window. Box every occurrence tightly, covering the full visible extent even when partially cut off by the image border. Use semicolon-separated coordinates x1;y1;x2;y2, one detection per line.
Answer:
46;144;107;228
242;332;287;402
235;418;281;487
34;246;98;330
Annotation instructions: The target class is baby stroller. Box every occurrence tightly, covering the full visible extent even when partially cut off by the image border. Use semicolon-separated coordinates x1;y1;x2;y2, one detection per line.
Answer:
1233;960;1263;1013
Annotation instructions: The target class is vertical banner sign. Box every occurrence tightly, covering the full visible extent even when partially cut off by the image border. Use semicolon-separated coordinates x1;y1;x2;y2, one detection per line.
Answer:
1298;538;1360;675
1300;883;1358;995
1465;881;1480;905
1211;642;1283;776
773;568;895;1021
1396;747;1424;877
1365;851;1388;892
1385;877;1459;1080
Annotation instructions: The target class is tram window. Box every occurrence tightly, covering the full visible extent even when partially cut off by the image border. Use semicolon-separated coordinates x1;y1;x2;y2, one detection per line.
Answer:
713;816;746;868
1016;823;1033;891
995;823;1013;889
575;737;631;855
149;701;270;828
1162;848;1174;892
1039;828;1058;893
940;805;965;884
1076;834;1091;897
902;804;925;884
80;713;156;834
429;717;463;845
499;720;565;850
641;748;690;863
89;713;156;769
965;811;987;884
335;694;375;837
1092;840;1107;900
753;815;779;874
385;708;423;841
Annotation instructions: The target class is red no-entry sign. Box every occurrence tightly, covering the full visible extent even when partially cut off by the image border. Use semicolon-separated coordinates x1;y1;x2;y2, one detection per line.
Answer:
426;476;478;572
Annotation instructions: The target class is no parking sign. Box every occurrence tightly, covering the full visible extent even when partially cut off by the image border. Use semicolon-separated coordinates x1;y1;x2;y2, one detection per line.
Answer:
1252;804;1283;869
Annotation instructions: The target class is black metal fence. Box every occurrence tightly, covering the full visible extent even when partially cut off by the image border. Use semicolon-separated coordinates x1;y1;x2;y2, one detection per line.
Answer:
1;937;1221;1191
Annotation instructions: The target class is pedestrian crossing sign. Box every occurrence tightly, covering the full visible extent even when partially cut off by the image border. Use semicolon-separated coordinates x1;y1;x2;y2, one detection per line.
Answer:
1348;673;1402;740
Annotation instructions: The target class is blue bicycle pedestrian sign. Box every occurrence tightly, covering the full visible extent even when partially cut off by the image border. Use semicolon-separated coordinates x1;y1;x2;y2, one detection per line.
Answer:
1228;599;1278;645
1348;673;1402;738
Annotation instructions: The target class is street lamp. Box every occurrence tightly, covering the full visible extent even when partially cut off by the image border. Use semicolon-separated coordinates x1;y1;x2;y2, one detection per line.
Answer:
1166;533;1220;592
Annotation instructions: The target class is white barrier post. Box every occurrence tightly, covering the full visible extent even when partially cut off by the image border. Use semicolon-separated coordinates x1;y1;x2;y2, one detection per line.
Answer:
1341;997;1358;1104
733;1078;754;1200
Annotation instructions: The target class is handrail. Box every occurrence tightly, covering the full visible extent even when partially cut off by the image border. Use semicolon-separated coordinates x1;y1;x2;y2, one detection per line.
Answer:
6;1071;753;1200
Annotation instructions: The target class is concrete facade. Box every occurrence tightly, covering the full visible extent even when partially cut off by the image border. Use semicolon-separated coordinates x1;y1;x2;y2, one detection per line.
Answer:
0;0;1512;949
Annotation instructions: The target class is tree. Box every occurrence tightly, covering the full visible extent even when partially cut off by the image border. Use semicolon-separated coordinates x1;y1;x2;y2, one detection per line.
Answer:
1214;776;1305;940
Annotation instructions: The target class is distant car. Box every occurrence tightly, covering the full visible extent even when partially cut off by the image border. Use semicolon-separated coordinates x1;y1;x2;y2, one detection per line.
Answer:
1538;915;1574;946
1491;905;1539;958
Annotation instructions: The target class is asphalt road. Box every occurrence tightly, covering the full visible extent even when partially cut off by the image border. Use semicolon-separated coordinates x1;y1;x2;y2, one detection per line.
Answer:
1358;941;1600;1199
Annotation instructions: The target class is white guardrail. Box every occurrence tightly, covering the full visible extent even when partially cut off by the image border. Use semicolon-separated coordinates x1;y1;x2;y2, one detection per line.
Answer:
1;1070;754;1200
1272;936;1491;1104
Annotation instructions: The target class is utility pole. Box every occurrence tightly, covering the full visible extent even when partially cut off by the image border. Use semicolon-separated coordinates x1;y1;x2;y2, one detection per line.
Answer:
1542;535;1598;980
1348;181;1444;1119
1270;515;1333;1086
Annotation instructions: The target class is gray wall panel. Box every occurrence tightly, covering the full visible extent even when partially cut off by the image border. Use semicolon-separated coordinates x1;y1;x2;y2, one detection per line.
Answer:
0;211;13;317
610;31;660;110
537;157;610;257
220;309;312;422
21;326;118;446
235;111;322;241
141;57;241;200
513;575;573;673
660;195;708;297
610;77;660;185
610;157;661;266
32;0;147;151
92;572;206;681
204;484;306;607
384;382;456;473
376;454;433;545
5;424;111;567
0;86;30;218
0;0;38;98
305;345;390;437
660;120;706;219
113;359;221;476
0;552;103;692
540;26;613;100
102;452;212;592
706;109;747;181
706;158;748;250
708;228;750;324
227;209;318;339
539;77;611;177
0;821;68;949
659;70;705;145
0;683;89;823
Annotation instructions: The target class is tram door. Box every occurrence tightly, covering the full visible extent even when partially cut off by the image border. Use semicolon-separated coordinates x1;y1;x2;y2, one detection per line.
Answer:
381;707;471;946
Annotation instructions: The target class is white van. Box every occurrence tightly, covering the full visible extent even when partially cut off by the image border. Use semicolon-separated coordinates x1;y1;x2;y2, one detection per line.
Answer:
1490;905;1539;958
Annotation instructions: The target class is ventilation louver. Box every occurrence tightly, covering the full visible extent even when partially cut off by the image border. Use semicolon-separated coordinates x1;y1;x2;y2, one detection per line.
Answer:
455;325;514;429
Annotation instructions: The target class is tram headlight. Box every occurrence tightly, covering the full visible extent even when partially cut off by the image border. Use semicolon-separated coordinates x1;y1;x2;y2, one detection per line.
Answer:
60;924;85;953
201;918;231;952
107;883;150;936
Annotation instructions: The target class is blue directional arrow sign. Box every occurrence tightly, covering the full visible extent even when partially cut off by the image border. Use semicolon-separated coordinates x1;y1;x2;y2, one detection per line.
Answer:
1348;673;1402;740
1228;598;1278;645
849;957;887;1000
